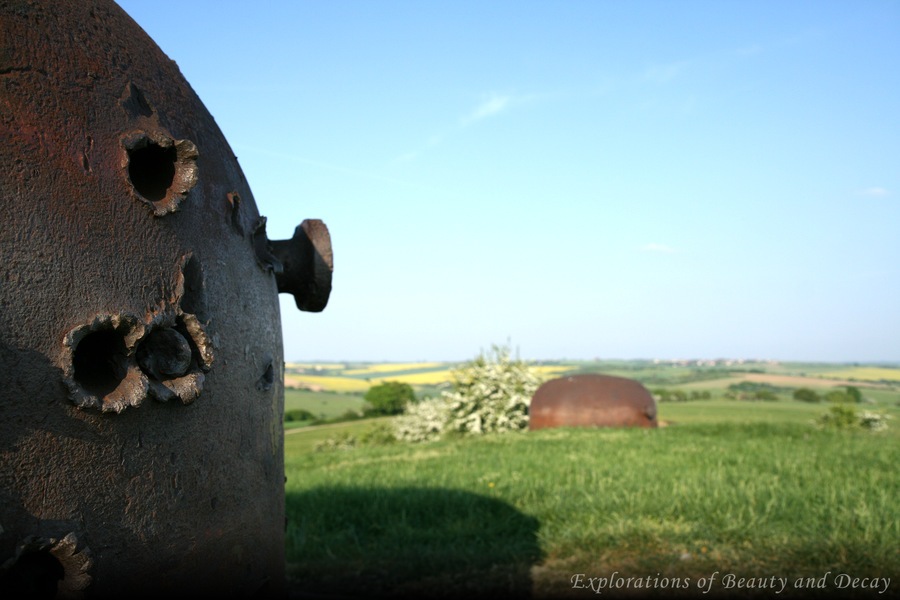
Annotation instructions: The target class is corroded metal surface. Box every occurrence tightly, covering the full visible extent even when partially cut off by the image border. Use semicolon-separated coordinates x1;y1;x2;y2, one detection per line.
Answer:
528;374;658;431
0;1;330;597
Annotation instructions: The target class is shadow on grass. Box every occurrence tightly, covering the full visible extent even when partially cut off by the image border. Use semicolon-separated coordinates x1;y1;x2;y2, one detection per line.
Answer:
286;486;542;599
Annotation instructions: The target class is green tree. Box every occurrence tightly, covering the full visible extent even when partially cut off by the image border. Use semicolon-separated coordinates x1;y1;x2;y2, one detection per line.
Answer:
845;386;862;403
284;408;316;422
670;390;687;402
817;402;858;429
793;388;821;403
825;390;852;404
364;381;416;416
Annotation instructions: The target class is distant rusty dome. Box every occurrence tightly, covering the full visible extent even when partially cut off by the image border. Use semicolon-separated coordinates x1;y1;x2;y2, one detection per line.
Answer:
528;374;658;430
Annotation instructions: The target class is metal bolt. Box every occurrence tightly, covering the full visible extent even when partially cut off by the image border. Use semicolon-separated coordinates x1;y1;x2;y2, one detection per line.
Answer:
269;219;333;312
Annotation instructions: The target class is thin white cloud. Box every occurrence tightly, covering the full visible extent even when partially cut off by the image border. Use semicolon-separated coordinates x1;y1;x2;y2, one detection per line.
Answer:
234;143;450;196
736;44;764;57
391;132;447;164
394;151;419;163
395;93;521;162
642;243;677;254
460;93;511;125
856;187;889;197
642;60;692;84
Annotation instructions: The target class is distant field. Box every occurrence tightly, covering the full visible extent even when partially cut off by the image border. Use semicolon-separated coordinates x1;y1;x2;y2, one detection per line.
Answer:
284;375;370;393
532;365;580;377
658;399;877;424
283;361;582;392
369;369;456;386
284;388;366;420
341;362;445;376
680;372;891;390
820;366;900;383
863;388;900;404
281;360;900;400
286;363;346;371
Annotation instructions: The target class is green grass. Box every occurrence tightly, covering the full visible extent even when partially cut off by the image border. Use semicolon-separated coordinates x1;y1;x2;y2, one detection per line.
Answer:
658;399;829;424
283;401;900;597
283;388;366;420
860;388;900;405
284;418;393;454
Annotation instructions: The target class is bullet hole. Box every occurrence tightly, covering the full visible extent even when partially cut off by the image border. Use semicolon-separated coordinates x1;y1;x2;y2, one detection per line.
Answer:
0;534;91;600
136;328;192;381
251;217;283;274
256;361;275;391
0;549;64;600
179;254;208;323
226;191;248;236
72;329;128;397
80;137;93;174
120;82;154;119
128;142;176;202
63;316;148;412
123;133;198;216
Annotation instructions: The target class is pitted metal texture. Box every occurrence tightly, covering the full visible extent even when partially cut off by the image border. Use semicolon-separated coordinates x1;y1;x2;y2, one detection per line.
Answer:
0;1;331;597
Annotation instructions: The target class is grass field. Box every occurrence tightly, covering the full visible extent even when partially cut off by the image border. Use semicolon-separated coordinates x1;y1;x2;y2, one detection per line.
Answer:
283;388;366;420
283;399;900;598
285;417;394;453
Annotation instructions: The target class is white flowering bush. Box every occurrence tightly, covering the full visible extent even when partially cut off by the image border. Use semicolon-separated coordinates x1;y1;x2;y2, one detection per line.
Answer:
858;410;891;432
392;395;452;443
393;345;542;443
815;402;891;432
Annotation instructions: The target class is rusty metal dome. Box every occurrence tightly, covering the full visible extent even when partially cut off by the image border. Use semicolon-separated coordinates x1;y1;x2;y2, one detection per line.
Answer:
529;374;658;431
0;1;331;597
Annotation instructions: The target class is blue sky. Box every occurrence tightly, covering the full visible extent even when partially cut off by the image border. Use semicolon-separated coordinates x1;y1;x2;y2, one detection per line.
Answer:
117;1;899;363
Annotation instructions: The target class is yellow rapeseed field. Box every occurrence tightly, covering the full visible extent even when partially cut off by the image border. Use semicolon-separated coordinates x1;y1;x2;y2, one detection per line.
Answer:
822;367;900;383
532;365;579;378
369;370;456;386
341;362;445;376
284;362;581;391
